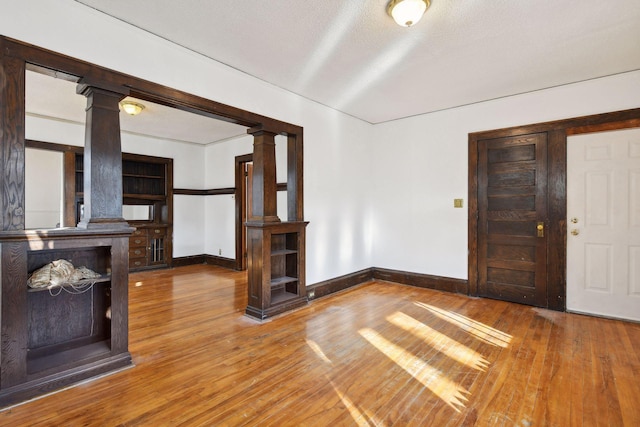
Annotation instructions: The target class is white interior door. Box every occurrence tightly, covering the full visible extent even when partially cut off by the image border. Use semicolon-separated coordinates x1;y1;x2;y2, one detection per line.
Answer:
567;127;640;321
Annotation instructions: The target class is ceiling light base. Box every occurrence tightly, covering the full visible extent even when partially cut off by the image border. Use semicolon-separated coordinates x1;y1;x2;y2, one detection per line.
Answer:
387;0;430;27
120;101;145;116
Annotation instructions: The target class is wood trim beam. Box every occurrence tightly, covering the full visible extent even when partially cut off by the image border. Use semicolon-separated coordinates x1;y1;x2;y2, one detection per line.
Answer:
287;132;304;221
468;133;479;297
3;36;302;134
566;118;640;135
235;153;252;271
173;184;286;196
470;108;640;140
174;188;235;196
26;139;82;153
0;49;26;231
547;129;567;311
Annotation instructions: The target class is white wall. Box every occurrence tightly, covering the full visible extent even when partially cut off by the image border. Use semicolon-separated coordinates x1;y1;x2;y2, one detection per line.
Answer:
203;135;252;258
3;0;374;284
25;148;63;229
371;70;640;280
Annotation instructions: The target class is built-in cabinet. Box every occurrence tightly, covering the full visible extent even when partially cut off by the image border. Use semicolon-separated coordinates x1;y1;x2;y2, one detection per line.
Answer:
246;221;308;319
72;152;173;271
0;229;132;406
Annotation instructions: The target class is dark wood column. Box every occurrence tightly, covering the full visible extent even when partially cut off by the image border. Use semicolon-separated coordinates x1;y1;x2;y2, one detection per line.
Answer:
76;80;129;229
0;52;26;231
247;126;280;224
287;132;304;221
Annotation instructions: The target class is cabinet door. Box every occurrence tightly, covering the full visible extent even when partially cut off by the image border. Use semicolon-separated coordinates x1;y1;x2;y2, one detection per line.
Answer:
149;228;166;265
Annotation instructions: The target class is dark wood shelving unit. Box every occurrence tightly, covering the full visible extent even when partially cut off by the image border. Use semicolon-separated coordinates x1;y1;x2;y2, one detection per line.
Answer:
26;275;111;292
73;152;173;271
246;221;308;319
0;229;133;406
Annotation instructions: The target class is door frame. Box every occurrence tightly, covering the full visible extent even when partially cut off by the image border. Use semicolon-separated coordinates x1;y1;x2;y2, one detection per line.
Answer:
468;108;640;311
235;153;253;271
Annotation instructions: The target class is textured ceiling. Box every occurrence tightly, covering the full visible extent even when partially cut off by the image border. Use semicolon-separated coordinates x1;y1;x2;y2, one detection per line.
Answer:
29;1;640;144
73;0;640;124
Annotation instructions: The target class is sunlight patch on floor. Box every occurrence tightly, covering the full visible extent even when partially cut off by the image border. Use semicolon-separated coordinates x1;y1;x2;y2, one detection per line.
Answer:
306;339;332;364
386;311;490;372
415;302;512;348
330;380;382;427
359;328;469;412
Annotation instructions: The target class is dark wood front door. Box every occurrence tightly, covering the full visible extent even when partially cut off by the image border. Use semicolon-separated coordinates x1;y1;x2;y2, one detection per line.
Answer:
477;133;548;307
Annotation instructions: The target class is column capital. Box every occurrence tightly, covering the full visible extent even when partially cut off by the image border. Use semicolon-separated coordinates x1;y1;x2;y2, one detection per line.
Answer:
247;125;281;137
76;78;130;98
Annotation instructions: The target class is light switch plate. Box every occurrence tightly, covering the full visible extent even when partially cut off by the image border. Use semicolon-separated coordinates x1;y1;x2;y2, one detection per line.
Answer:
454;198;463;208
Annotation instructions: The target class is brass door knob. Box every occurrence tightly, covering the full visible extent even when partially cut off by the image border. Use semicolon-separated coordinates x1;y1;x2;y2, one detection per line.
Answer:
571;229;579;236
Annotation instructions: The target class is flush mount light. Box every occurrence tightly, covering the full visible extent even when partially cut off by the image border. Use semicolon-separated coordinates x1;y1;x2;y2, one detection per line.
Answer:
387;0;430;27
119;101;145;116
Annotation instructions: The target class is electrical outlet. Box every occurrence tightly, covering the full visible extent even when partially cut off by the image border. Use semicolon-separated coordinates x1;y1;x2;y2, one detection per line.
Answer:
218;249;222;255
308;289;315;300
454;198;464;208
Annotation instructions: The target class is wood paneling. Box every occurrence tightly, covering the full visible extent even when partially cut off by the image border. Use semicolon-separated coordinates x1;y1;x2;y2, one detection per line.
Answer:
477;133;548;307
0;52;25;231
1;265;638;425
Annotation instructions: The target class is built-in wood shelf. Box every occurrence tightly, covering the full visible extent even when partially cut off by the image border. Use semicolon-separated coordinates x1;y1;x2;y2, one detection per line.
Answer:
0;228;133;407
245;221;308;320
27;275;111;293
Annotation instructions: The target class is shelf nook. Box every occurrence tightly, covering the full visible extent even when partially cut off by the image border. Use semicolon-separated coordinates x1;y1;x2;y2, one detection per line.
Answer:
245;221;308;319
0;229;132;406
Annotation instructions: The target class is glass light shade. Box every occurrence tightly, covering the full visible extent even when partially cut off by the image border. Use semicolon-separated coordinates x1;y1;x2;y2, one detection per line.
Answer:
120;101;145;116
388;0;429;27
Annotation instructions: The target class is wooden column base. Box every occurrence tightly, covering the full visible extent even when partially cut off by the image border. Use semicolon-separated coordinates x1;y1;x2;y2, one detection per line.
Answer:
245;296;308;320
77;218;130;230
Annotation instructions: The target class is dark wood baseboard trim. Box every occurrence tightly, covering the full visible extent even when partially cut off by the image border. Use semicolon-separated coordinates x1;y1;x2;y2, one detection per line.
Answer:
373;267;469;294
308;267;468;301
307;268;374;300
0;353;132;408
174;188;235;196
172;261;469;298
172;254;238;270
174;183;287;197
204;255;238;270
172;255;206;268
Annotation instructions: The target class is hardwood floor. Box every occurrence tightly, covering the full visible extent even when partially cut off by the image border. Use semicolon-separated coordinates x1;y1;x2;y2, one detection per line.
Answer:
1;264;639;426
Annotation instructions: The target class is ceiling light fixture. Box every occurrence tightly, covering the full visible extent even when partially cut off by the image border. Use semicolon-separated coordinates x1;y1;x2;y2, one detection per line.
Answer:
387;0;430;27
120;101;145;116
